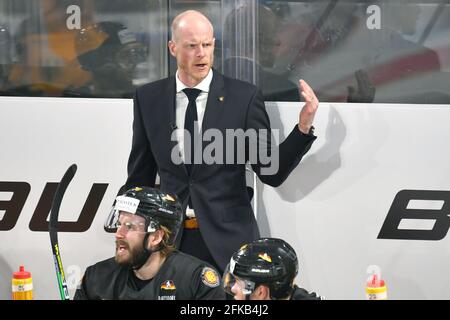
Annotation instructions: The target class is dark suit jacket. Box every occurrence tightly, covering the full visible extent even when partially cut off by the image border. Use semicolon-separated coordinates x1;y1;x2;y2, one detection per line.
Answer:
122;70;316;270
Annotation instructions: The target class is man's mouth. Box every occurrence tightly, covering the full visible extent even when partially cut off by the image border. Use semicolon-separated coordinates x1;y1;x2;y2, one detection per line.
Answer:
195;63;208;69
116;242;129;253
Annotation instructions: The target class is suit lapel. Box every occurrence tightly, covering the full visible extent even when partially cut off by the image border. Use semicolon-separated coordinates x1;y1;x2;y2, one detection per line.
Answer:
191;70;226;177
201;70;226;134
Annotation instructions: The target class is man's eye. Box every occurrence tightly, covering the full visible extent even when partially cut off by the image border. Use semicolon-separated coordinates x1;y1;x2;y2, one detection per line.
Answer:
118;222;132;230
124;222;133;230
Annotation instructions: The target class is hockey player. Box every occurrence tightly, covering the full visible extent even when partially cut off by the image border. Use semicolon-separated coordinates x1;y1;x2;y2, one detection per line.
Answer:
74;186;224;300
65;21;147;98
223;238;322;300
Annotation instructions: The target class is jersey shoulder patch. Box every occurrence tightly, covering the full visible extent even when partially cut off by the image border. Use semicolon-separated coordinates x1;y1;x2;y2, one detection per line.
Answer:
201;267;220;288
160;280;176;290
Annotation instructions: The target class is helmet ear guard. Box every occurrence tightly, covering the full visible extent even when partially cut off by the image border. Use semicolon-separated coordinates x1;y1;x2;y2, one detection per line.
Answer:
146;218;159;233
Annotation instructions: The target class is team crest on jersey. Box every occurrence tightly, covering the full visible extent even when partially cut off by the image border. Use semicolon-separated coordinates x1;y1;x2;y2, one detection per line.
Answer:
201;267;220;288
160;280;176;290
258;253;272;263
158;280;176;300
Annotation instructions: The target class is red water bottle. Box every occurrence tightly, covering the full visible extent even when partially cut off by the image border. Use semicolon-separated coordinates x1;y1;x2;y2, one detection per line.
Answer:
12;265;33;300
366;273;387;300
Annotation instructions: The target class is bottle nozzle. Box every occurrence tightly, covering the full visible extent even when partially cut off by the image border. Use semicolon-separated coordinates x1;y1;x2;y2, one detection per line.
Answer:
371;274;378;286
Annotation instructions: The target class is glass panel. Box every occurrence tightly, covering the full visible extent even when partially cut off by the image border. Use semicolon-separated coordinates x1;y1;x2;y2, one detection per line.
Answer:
0;0;168;98
222;0;258;84
1;0;448;103
253;0;450;104
222;0;300;102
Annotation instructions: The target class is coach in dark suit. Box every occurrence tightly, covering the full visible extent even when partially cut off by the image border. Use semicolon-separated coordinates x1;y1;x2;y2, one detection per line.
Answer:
120;10;319;272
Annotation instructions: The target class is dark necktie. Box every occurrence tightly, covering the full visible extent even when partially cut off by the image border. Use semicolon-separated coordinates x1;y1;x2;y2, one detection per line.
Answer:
182;88;202;176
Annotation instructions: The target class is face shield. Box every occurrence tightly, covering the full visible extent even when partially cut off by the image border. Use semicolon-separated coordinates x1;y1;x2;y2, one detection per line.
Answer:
223;261;256;298
104;195;157;234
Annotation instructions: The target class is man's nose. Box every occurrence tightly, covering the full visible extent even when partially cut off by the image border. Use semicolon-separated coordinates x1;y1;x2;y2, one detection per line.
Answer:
115;226;126;239
196;45;206;57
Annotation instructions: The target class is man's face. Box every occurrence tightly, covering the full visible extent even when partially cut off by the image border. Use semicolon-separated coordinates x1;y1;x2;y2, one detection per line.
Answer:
168;20;215;87
114;212;146;265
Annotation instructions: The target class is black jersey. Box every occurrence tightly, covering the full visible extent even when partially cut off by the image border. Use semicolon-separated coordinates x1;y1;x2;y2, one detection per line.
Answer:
290;285;322;300
74;251;225;300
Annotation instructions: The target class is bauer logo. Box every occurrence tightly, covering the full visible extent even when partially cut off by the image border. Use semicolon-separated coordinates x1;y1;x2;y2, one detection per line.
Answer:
0;167;108;232
378;190;450;241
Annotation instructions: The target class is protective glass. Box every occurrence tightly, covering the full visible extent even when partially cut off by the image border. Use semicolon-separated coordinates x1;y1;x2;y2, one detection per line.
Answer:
222;263;256;297
117;217;146;234
104;195;146;233
105;210;146;234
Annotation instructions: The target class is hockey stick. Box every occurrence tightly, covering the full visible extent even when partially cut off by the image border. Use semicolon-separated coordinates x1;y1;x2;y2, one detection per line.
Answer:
49;164;77;300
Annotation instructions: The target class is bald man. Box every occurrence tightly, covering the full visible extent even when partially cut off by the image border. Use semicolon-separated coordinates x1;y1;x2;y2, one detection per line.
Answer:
120;10;319;273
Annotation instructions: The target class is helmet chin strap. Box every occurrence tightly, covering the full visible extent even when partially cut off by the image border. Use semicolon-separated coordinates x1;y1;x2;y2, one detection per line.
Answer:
131;233;163;270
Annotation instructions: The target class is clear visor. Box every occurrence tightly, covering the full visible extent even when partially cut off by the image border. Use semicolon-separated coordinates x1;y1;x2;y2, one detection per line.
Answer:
104;207;148;234
104;204;120;232
104;195;150;233
222;263;256;297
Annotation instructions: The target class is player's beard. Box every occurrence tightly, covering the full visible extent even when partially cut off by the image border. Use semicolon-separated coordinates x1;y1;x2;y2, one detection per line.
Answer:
115;239;144;266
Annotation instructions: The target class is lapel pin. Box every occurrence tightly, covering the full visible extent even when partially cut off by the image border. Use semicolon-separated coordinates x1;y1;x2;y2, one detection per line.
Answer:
218;96;224;102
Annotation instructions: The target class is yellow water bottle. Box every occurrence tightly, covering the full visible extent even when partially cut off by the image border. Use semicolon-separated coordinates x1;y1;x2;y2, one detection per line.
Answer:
12;265;33;300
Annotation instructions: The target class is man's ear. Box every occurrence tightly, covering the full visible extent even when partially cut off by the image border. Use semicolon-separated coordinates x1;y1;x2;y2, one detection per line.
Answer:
168;40;177;57
254;285;271;300
147;229;164;250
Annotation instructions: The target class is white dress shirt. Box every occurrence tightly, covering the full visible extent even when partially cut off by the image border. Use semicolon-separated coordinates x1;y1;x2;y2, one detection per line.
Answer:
175;68;213;162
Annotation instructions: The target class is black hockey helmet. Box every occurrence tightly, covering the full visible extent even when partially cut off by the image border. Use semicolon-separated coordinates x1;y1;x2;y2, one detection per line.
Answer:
104;186;183;245
223;238;298;299
75;21;146;72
